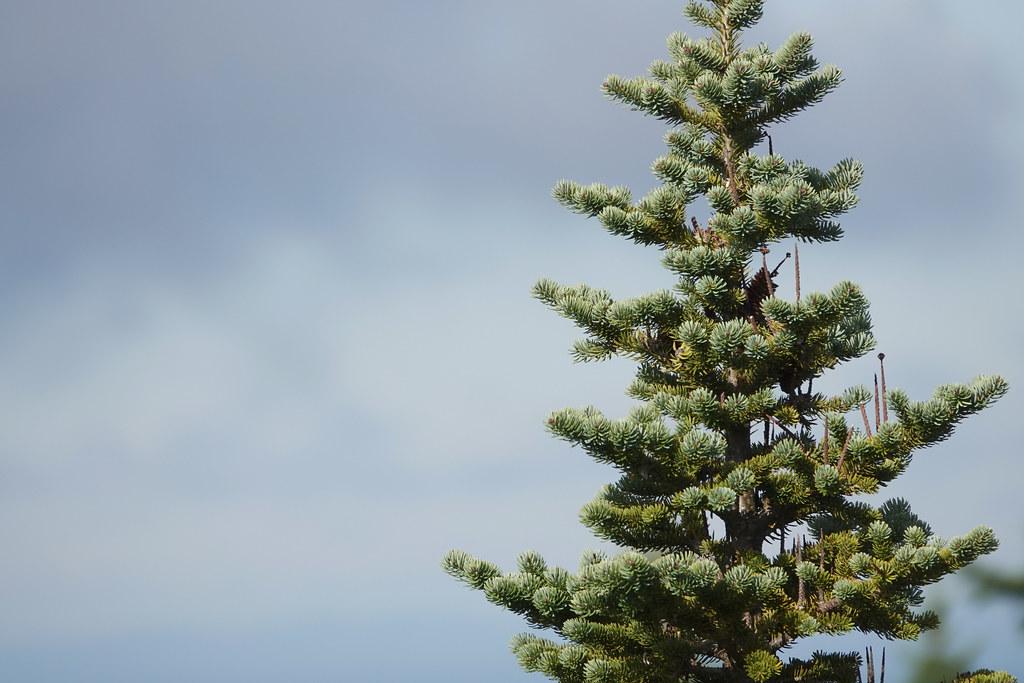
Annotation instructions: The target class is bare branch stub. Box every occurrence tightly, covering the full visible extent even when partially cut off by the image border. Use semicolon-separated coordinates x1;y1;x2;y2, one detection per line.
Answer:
878;353;889;423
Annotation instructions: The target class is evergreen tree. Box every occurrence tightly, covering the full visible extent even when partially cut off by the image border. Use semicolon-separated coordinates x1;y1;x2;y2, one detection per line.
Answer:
444;2;1012;681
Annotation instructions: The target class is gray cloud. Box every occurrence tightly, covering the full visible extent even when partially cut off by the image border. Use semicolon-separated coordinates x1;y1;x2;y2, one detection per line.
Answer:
0;1;1020;680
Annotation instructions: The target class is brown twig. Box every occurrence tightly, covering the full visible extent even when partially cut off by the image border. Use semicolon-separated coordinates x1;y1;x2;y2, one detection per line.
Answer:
768;415;797;439
770;253;791;277
873;374;881;431
794;242;801;303
878;353;889;423
817;596;840;612
837;430;853;472
859;402;873;437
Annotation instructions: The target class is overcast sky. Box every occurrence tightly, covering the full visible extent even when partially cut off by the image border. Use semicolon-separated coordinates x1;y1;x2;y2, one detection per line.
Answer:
0;1;1021;681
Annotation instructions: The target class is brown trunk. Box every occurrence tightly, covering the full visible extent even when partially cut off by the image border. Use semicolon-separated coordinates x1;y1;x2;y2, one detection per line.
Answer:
724;424;764;551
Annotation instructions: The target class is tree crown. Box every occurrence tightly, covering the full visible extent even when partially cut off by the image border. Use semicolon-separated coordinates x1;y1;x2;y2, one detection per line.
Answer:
444;2;1010;681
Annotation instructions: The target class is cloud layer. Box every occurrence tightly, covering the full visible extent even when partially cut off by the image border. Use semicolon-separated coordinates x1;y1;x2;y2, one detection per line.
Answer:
0;1;1021;680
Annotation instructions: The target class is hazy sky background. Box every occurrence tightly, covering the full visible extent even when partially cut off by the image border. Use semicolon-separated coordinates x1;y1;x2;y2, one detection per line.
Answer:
0;1;1022;681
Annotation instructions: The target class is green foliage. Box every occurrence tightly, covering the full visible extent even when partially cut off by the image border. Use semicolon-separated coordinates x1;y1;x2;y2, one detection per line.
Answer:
745;650;782;682
783;651;860;683
445;1;1009;680
952;672;1018;683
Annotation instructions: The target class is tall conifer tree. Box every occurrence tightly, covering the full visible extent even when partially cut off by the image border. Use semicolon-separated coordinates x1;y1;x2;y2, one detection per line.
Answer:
444;2;1012;681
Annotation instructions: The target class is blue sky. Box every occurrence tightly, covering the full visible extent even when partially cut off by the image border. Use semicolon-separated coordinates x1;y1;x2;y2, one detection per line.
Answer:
0;1;1021;680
